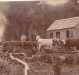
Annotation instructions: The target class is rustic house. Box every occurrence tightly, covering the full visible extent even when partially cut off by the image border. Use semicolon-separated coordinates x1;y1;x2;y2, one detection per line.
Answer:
46;16;79;40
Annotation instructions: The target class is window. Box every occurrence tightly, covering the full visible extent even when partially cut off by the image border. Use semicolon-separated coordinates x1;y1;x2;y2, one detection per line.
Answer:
66;30;70;38
56;32;60;39
50;33;53;38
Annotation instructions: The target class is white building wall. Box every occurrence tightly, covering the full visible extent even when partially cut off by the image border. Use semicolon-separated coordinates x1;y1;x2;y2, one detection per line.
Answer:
75;28;79;39
46;28;78;40
75;24;79;28
75;24;79;39
73;28;77;39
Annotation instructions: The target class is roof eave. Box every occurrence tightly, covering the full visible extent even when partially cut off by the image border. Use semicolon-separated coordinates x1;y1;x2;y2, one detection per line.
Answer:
46;27;75;31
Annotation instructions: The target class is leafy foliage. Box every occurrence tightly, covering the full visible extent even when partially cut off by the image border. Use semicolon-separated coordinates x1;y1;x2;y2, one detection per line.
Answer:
3;1;79;40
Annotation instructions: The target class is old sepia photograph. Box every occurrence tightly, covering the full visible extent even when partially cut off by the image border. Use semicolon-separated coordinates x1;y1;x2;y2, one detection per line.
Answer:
0;0;79;75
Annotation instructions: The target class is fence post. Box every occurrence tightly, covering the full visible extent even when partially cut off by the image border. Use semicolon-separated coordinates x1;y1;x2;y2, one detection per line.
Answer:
53;56;61;75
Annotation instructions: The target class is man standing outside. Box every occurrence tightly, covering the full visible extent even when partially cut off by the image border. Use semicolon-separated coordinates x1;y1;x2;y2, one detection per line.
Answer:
21;34;26;46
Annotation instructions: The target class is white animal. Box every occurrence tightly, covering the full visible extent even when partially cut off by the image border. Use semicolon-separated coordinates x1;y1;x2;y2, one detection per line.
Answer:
36;35;61;52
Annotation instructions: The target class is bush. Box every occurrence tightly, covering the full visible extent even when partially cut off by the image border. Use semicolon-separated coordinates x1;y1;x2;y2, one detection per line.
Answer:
62;56;74;66
75;56;79;65
40;54;52;64
0;56;24;75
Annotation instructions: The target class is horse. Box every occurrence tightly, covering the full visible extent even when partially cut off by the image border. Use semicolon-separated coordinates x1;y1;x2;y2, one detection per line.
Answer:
36;35;64;52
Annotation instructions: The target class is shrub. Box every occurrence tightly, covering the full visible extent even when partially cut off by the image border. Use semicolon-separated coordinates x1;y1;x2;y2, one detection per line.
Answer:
62;56;74;66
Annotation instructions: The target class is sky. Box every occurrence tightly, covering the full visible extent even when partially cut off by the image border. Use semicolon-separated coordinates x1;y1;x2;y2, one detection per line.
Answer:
0;0;69;12
0;0;69;6
38;0;68;6
45;0;68;5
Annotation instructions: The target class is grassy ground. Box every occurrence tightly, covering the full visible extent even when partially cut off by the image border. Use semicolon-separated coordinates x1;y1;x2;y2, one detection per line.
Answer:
0;50;79;75
27;61;79;75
